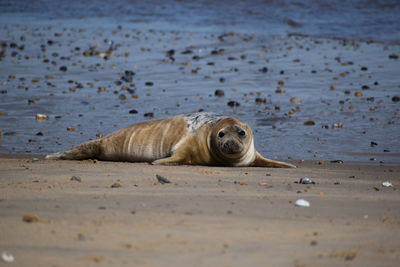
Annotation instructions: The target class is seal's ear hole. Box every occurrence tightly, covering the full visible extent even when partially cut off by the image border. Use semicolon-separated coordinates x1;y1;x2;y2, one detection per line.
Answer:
218;131;225;138
238;130;246;137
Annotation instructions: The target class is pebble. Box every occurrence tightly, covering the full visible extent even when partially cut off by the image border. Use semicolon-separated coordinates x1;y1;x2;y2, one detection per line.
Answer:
227;101;240;107
70;176;82;182
35;114;49;120
290;97;301;104
156;174;171;184
129;109;138;114
255;98;267;104
22;214;40;223
392;96;400;102
304;120;315;126
144;112;154;117
354;92;363;97
214;89;225;97
59;66;68;72
295;199;310;207
332;122;343;128
299;177;315;184
382;181;393;187
1;251;14;263
111;182;122;188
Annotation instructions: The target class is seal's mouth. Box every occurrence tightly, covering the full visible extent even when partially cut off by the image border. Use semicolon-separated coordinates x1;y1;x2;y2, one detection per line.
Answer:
221;140;242;154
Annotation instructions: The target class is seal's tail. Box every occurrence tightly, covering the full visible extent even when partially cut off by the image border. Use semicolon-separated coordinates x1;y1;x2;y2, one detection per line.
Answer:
45;140;101;160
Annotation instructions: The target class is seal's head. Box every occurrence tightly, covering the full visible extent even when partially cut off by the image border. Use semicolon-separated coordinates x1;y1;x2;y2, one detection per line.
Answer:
210;118;254;165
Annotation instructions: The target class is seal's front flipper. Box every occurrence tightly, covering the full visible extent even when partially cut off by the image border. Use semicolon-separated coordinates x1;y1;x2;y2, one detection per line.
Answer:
152;154;186;165
252;151;296;168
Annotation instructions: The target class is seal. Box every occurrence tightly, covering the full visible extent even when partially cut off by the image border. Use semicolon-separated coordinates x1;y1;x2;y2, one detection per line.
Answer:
46;112;296;168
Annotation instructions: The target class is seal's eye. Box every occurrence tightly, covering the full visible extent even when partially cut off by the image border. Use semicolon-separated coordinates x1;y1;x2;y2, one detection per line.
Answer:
238;130;246;137
218;131;225;138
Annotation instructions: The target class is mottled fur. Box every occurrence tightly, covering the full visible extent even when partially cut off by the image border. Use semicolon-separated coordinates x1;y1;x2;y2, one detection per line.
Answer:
46;113;295;168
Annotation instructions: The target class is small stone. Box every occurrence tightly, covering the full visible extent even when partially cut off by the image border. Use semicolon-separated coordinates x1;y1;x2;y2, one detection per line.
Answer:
332;122;343;128
259;67;268;73
129;109;138;114
59;66;68;72
35;114;49;120
304;120;315;126
144;112;154;117
145;81;154;86
330;85;337;90
22;214;40;223
277;80;285;86
66;127;75;131
295;199;310;207
156;174;171;184
70;176;81;182
382;181;393;187
392;96;400;102
119;94;126;100
2;251;14;263
258;181;273;188
214;89;225;97
290;97;301;104
354;92;363;97
227;101;240;107
360;66;368;71
299;177;315;184
255;97;267;104
388;53;398;59
111;182;122;188
370;141;378;147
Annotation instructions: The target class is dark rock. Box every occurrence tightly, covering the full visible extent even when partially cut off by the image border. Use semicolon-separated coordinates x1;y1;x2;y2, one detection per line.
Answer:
144;112;154;117
70;176;82;182
259;67;268;73
255;98;267;104
392;96;400;102
227;101;240;107
156;174;171;184
214;89;225;97
111;182;121;188
59;66;68;72
129;109;138;114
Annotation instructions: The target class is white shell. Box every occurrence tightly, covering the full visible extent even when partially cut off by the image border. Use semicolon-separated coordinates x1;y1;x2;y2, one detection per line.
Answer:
295;199;310;207
382;181;393;187
2;251;15;263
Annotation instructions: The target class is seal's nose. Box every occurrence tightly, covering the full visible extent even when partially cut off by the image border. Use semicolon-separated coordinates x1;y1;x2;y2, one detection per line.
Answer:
223;140;240;153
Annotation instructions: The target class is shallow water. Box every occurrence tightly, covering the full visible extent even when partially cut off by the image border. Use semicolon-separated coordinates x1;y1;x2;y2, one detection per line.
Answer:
0;0;399;164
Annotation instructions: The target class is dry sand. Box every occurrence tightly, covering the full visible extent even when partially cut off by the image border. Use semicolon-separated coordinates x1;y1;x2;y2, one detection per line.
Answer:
1;156;399;266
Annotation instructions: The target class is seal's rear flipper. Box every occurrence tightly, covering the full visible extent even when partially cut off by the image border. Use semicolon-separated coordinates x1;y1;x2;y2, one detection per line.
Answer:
45;140;101;160
252;151;296;168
